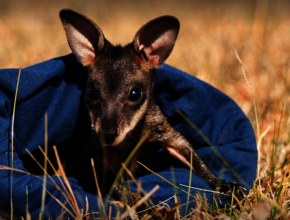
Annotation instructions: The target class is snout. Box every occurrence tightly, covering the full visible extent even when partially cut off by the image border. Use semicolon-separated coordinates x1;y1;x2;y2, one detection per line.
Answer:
98;127;119;145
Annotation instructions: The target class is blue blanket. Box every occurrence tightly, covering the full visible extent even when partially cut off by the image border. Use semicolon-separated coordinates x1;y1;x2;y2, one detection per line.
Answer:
0;54;257;219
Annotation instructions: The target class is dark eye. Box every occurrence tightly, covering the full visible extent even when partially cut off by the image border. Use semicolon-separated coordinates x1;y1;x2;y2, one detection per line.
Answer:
129;88;142;102
87;89;100;100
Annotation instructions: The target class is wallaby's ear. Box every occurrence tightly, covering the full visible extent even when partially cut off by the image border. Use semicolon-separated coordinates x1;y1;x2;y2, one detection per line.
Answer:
59;9;105;66
133;15;179;67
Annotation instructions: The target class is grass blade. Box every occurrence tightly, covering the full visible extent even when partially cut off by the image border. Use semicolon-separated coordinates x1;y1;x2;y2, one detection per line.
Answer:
53;146;82;219
120;185;160;219
107;132;149;206
26;186;31;220
137;161;196;199
38;146;73;209
10;67;22;220
91;158;106;218
40;113;48;219
185;151;193;214
46;190;76;219
121;163;158;213
25;148;76;212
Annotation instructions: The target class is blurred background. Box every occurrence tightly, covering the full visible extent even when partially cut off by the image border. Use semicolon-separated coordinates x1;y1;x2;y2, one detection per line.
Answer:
1;0;290;167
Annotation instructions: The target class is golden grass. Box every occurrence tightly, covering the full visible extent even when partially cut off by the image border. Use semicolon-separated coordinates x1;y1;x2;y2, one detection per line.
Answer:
2;0;290;218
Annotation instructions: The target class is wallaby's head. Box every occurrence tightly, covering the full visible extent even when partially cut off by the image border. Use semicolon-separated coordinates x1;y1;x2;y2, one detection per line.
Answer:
60;9;179;146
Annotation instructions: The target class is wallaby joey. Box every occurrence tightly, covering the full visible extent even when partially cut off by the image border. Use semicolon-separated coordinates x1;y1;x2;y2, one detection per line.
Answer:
59;9;247;207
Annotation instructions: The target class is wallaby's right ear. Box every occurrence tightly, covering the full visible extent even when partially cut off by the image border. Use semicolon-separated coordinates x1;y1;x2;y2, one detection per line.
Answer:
59;9;105;66
133;16;180;67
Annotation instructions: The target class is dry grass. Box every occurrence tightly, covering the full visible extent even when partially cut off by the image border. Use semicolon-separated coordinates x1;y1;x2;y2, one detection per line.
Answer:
2;0;290;218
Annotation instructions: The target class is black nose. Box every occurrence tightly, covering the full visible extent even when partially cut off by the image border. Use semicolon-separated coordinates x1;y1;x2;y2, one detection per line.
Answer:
99;127;119;145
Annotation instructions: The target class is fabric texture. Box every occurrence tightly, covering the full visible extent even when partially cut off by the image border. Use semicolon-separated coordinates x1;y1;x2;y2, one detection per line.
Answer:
0;54;257;219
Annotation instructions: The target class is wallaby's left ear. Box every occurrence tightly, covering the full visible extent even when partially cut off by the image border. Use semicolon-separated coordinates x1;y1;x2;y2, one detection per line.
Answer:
59;9;105;66
133;15;179;67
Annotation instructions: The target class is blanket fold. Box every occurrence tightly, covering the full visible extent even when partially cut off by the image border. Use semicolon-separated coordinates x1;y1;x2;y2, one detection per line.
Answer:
0;54;257;219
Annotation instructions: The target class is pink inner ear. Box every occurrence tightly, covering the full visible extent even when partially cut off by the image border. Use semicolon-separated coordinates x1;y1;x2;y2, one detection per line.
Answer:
139;30;176;66
69;27;96;66
141;44;160;65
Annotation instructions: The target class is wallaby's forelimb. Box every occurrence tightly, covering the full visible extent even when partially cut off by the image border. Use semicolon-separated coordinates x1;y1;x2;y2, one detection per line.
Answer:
144;103;245;196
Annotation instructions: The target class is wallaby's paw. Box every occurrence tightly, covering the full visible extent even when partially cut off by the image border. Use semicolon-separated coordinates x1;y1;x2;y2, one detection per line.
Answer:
216;180;247;198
